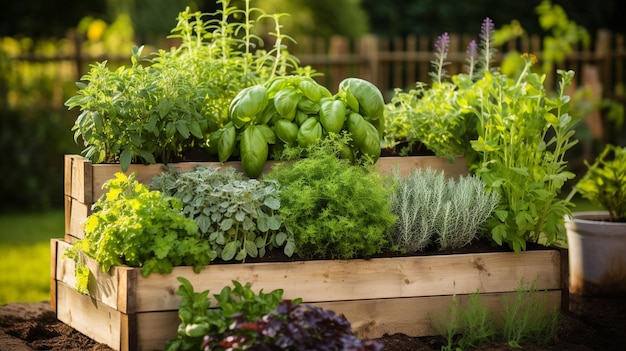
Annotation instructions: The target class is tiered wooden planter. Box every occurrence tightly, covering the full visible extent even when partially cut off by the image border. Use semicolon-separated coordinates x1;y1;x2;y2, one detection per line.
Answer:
53;154;567;351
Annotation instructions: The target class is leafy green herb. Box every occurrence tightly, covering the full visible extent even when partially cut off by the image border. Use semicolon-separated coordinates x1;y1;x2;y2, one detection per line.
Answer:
567;144;626;221
165;277;287;351
151;165;295;262
385;18;579;252
265;134;396;259
215;75;385;178
66;1;300;171
63;173;212;294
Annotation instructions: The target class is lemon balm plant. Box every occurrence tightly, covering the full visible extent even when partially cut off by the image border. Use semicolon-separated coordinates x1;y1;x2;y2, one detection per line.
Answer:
66;1;300;171
385;18;580;252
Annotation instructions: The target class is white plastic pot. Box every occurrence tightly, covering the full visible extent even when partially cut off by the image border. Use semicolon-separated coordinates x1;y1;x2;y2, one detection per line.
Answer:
565;211;626;296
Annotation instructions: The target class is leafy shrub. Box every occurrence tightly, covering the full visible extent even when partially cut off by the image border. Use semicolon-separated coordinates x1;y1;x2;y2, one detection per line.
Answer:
265;135;396;259
166;277;382;351
166;277;286;351
151;166;295;262
66;3;301;171
387;168;499;252
64;173;212;293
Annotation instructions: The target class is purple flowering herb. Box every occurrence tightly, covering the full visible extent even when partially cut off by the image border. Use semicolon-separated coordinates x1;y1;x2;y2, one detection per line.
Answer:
435;32;451;58
466;39;477;78
431;32;451;84
478;17;495;73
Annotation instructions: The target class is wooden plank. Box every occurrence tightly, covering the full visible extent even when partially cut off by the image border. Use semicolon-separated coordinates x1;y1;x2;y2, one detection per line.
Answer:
56;288;561;350
319;290;562;339
65;196;90;239
56;237;561;312
375;156;468;178
55;282;123;350
66;154;92;203
134;311;179;351
50;239;59;313
55;239;121;310
68;155;468;205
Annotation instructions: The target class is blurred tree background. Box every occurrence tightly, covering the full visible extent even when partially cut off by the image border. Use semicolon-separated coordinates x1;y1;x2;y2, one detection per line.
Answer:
0;0;623;212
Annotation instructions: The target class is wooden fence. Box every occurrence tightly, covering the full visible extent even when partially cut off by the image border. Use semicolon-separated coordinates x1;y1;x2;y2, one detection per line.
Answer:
11;29;626;102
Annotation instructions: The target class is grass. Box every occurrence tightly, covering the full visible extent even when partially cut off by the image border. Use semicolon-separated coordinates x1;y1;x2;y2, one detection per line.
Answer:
0;210;64;304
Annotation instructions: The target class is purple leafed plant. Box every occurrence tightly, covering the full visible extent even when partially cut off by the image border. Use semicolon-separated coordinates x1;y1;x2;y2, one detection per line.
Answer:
203;300;384;351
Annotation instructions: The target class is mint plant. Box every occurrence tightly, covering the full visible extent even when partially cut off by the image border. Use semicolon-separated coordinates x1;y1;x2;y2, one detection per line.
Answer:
387;168;499;252
66;1;300;171
166;277;286;351
151;166;295;262
63;173;212;294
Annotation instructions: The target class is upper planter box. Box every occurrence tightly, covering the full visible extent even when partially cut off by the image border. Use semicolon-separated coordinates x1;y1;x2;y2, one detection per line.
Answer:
63;154;468;242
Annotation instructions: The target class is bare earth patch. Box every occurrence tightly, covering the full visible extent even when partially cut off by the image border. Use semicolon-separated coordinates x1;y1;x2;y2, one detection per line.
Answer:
1;293;624;351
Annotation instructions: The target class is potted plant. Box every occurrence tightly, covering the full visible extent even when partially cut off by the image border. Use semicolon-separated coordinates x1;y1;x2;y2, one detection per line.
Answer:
564;144;626;296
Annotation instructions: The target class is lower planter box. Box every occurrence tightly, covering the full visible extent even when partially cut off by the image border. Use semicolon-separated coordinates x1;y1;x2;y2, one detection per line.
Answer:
51;239;567;351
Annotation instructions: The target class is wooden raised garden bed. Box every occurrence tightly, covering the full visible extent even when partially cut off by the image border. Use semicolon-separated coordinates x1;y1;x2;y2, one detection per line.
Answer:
51;239;566;351
54;154;566;351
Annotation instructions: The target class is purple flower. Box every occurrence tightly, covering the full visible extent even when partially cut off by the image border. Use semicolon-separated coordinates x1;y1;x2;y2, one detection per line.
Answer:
467;40;477;60
435;32;450;58
480;17;494;42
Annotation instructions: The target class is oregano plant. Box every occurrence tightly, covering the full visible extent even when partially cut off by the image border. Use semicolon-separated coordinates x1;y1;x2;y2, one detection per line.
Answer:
151;165;295;262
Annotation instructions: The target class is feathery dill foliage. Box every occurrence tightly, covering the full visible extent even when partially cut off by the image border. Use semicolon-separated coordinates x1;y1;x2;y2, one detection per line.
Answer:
502;278;561;347
151;166;294;262
387;168;499;252
430;293;496;351
265;135;396;259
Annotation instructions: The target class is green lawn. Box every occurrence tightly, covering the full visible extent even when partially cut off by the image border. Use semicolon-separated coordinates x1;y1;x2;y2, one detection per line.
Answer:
0;210;65;304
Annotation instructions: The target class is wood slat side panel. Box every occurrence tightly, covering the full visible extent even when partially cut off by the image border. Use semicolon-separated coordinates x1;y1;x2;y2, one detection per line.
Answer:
55;239;562;313
66;154;92;203
50;239;59;313
55;282;123;350
61;291;561;350
319;290;563;339
89;161;274;201
55;240;120;310
76;155;467;201
132;250;561;312
135;311;180;351
66;196;90;239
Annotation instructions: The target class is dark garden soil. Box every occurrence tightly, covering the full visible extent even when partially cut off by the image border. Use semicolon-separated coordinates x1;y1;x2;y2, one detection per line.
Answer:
1;292;625;351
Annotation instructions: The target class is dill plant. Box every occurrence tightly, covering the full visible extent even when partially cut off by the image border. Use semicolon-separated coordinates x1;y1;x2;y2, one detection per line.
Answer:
387;168;499;252
265;134;396;259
